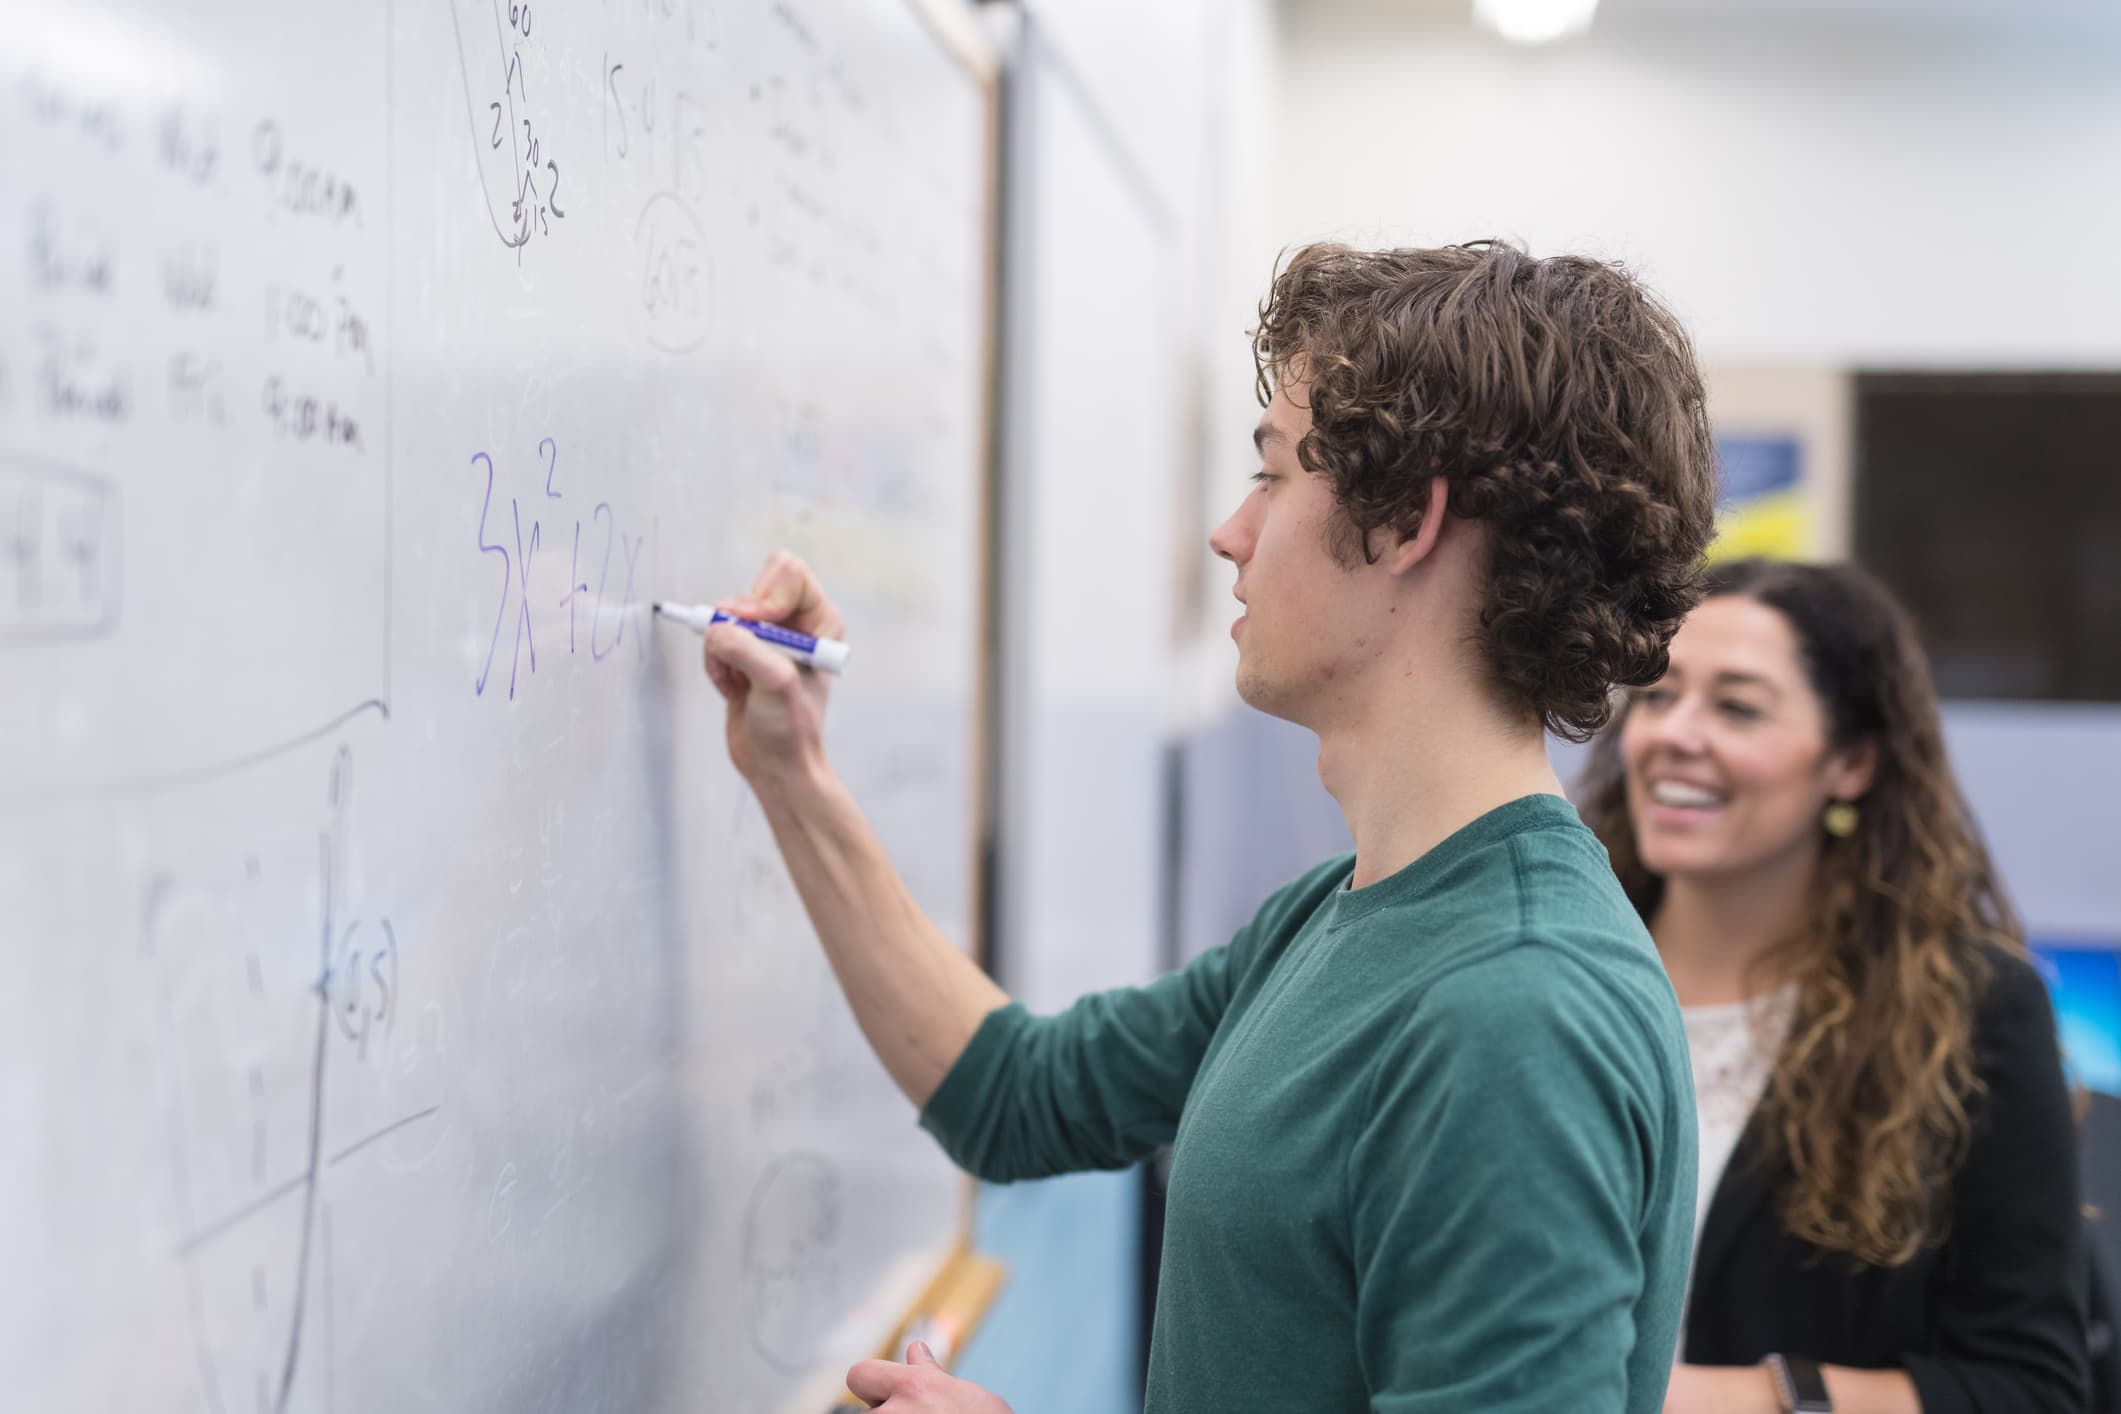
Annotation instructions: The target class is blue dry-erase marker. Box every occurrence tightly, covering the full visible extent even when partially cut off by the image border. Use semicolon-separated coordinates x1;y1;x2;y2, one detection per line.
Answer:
653;601;851;674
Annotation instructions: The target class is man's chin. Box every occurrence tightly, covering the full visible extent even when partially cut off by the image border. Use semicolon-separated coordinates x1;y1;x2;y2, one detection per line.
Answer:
1234;664;1305;725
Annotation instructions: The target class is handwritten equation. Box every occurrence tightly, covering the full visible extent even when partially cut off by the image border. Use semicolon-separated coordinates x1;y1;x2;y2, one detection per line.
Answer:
451;0;569;256
602;53;714;354
3;47;391;786
14;81;380;435
469;437;654;700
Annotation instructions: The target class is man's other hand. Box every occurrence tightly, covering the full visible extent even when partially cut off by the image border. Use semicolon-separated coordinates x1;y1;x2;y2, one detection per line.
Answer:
845;1341;1013;1413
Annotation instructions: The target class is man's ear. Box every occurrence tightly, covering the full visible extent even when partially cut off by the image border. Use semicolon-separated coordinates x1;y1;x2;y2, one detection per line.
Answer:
1384;475;1450;577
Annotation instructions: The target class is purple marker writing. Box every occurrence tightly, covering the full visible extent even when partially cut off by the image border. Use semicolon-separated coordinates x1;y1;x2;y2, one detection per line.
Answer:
653;601;850;674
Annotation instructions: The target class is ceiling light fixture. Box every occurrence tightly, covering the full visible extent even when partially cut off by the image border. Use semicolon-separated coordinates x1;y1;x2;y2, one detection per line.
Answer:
1472;0;1598;45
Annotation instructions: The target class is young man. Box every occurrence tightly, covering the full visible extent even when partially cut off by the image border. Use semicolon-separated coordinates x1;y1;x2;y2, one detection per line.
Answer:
700;241;1719;1413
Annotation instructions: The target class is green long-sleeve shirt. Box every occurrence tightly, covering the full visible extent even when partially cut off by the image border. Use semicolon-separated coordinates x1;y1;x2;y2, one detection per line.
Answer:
921;794;1696;1413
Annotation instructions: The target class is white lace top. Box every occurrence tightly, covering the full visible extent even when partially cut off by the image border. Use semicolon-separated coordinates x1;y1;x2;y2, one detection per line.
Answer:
1682;983;1799;1265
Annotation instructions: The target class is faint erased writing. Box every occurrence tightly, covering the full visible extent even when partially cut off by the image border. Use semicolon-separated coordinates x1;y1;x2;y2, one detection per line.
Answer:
0;456;119;641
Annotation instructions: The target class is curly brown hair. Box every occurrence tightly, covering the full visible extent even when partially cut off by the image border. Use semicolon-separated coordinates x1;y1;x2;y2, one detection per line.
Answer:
1581;559;2024;1267
1252;240;1718;740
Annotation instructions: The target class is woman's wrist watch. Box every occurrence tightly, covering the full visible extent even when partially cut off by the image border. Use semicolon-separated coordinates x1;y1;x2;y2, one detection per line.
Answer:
1765;1354;1832;1413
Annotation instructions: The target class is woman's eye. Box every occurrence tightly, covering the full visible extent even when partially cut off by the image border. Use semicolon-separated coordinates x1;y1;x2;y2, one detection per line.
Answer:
1719;700;1763;722
1633;687;1673;708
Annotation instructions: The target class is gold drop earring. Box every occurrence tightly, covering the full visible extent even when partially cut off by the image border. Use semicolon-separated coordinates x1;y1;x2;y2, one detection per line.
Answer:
1823;800;1859;838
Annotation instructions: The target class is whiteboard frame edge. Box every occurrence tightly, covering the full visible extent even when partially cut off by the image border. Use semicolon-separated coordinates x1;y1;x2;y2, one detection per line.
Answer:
958;0;1003;1246
906;0;1002;85
900;0;1005;1288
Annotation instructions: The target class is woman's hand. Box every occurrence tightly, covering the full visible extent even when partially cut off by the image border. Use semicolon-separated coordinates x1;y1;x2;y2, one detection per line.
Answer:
1663;1362;1780;1414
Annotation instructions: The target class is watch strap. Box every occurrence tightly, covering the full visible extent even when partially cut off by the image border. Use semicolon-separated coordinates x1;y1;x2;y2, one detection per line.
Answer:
1765;1353;1833;1413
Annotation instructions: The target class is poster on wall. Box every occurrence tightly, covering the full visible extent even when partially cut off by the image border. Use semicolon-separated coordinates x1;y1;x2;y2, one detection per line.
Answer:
1712;433;1809;561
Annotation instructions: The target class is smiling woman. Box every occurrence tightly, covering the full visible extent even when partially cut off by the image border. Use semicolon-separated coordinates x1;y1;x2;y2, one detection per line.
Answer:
1579;558;2095;1414
1620;592;1878;895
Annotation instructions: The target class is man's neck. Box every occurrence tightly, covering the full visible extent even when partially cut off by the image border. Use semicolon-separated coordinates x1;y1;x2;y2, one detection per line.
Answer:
1650;850;1818;1006
1316;684;1564;891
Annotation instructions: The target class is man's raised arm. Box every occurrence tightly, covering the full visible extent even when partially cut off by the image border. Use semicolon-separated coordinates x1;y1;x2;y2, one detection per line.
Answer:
697;552;1006;1107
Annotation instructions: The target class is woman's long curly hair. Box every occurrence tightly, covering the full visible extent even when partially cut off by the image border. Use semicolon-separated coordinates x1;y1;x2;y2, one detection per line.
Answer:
1581;558;2024;1267
1253;240;1719;742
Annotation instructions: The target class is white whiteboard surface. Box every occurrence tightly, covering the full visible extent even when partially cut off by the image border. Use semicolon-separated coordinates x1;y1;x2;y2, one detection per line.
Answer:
990;13;1175;1010
0;2;993;1411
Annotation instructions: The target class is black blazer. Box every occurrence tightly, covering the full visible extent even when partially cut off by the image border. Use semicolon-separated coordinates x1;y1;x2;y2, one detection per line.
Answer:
1682;947;2092;1414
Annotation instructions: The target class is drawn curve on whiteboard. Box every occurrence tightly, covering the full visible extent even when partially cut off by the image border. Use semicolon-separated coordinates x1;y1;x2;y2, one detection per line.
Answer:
446;0;529;252
0;698;389;810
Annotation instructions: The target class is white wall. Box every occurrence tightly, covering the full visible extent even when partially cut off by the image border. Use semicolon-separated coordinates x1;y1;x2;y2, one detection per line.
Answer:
1276;5;2121;367
1016;0;1284;731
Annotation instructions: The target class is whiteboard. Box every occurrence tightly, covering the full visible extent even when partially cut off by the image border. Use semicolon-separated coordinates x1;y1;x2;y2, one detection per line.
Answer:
0;1;994;1411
